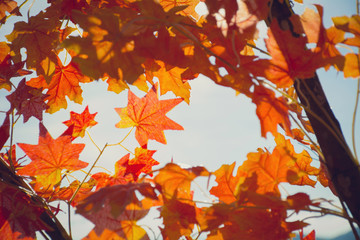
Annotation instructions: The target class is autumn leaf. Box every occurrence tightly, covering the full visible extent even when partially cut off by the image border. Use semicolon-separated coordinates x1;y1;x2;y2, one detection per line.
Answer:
274;134;319;187
160;0;200;19
91;154;133;190
101;73;129;94
62;8;145;84
333;15;360;47
81;199;150;240
0;42;32;91
252;85;292;138
129;147;159;179
63;106;98;139
6;14;59;79
115;84;184;146
251;21;320;87
17;123;88;187
160;196;198;240
239;148;293;195
150;60;191;104
209;162;246;204
77;182;157;218
155;163;209;200
26;57;91;113
6;78;48;122
93;147;158;188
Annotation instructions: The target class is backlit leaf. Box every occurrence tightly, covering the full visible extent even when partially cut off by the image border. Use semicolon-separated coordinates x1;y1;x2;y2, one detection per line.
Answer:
26;57;91;113
63;106;98;138
115;84;183;146
17;123;88;187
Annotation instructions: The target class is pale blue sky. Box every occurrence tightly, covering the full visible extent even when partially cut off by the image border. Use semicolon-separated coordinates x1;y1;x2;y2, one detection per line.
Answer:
0;0;359;239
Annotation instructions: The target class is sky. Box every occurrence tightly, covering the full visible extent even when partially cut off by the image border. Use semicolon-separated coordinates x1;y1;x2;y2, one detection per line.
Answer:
0;0;359;239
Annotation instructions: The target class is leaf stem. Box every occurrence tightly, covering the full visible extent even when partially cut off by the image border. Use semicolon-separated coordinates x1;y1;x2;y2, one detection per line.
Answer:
9;111;15;172
352;77;360;162
68;203;72;238
86;130;101;152
69;143;107;204
107;126;135;147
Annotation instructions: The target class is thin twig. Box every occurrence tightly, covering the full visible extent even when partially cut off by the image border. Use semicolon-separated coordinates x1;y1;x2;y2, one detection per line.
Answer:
69;143;108;204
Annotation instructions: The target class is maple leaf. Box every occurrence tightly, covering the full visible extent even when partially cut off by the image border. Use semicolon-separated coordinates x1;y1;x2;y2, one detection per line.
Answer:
17;123;88;187
209;162;246;204
92;147;158;188
150;60;191;104
115;84;184;146
63;106;98;139
6;14;60;79
6;78;48;122
154;163;209;200
239;148;293;195
251;21;320;88
252;85;292;138
0;42;32;91
62;8;145;84
159;0;200;19
81;199;150;240
274;134;319;187
77;182;157;219
129;147;159;179
160;196;198;240
26;57;91;113
333;15;360;47
101;73;129;94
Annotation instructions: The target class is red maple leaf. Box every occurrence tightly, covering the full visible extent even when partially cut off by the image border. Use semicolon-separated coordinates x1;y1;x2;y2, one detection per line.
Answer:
63;106;98;139
17;123;88;187
6;78;48;122
115;83;183;146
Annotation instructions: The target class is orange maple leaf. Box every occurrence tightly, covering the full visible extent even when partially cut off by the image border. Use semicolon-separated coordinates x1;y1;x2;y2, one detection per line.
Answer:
274;134;319;187
26;57;91;113
63;106;98;139
209;162;246;204
149;60;191;104
252;85;292;138
154;163;209;200
239;148;293;195
251;21;320;88
115;84;184;146
17;123;88;186
159;0;200;19
333;15;360;47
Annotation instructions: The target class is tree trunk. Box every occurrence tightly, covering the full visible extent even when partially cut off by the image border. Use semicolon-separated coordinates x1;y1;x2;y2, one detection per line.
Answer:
268;0;360;225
